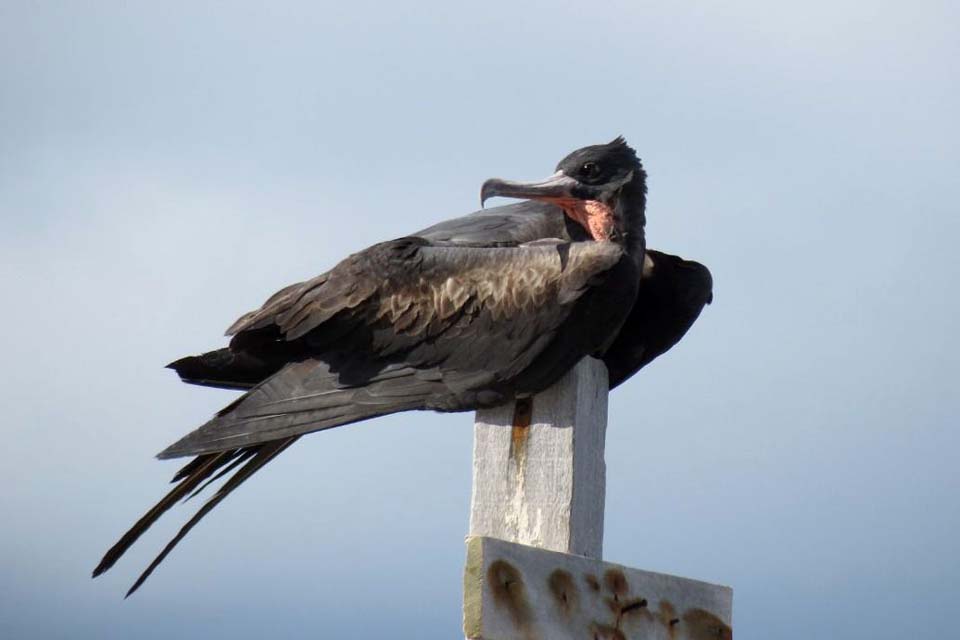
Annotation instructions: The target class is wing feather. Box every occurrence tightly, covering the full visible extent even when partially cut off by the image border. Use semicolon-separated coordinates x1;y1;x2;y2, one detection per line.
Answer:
159;240;625;458
604;250;713;388
228;237;622;346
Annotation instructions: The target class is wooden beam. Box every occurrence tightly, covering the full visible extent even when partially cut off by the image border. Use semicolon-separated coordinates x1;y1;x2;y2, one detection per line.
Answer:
469;357;609;559
464;536;732;640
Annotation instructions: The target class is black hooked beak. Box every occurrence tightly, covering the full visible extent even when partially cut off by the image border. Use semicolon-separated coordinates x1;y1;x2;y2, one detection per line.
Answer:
480;171;580;208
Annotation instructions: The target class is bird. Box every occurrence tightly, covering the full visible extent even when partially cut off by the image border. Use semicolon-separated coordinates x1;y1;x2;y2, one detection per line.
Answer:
93;137;711;596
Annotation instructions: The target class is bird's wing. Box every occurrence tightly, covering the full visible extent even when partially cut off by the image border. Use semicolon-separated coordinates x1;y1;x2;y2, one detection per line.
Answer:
413;200;589;245
160;237;627;458
604;250;713;388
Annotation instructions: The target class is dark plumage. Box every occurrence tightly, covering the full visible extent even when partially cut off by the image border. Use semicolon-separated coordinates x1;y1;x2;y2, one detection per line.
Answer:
94;138;711;595
606;250;713;388
414;201;712;389
161;238;637;458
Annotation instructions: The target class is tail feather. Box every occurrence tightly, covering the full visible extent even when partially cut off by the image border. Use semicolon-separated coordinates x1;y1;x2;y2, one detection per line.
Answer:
96;359;440;591
124;437;298;597
183;449;257;502
171;453;220;483
92;450;241;578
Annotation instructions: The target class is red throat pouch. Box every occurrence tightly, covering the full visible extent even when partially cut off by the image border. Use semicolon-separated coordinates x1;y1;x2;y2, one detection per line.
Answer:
561;200;616;241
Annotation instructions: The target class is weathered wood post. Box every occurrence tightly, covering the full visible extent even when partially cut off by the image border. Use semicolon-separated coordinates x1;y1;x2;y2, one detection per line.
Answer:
463;357;732;640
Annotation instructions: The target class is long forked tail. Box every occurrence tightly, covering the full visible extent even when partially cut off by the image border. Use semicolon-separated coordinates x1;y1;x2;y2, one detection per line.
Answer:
97;357;449;594
92;436;298;597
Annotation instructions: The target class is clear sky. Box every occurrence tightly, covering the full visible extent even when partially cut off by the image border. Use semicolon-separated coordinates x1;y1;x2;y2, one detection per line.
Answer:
1;1;957;638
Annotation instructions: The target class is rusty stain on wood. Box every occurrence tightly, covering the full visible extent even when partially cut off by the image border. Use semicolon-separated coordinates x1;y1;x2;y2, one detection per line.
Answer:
547;569;578;618
487;559;533;631
509;397;533;462
603;568;629;597
658;599;679;638
683;607;733;640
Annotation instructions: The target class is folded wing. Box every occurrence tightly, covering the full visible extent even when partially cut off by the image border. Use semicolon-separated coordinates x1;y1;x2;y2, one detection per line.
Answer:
160;237;630;458
605;250;714;388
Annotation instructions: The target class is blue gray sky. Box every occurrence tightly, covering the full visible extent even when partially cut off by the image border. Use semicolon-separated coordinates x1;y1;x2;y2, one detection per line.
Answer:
1;1;957;638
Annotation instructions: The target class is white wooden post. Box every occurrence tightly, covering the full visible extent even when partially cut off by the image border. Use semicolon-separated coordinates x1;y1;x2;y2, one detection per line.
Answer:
463;357;733;640
469;356;608;559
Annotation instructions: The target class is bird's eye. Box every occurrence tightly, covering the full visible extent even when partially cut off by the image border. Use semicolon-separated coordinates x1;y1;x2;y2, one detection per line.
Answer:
581;162;600;178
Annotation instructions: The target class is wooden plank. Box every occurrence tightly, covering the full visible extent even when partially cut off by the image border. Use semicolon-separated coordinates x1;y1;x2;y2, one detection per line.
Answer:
468;357;609;559
464;536;732;640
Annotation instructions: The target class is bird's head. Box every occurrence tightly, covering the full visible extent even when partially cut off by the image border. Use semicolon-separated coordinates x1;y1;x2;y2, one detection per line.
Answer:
481;137;647;244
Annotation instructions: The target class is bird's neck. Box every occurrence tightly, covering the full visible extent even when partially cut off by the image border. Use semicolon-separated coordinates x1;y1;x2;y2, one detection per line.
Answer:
554;177;646;266
613;178;647;268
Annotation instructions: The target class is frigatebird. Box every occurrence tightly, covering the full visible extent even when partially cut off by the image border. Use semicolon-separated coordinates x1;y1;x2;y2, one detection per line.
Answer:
93;138;712;596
